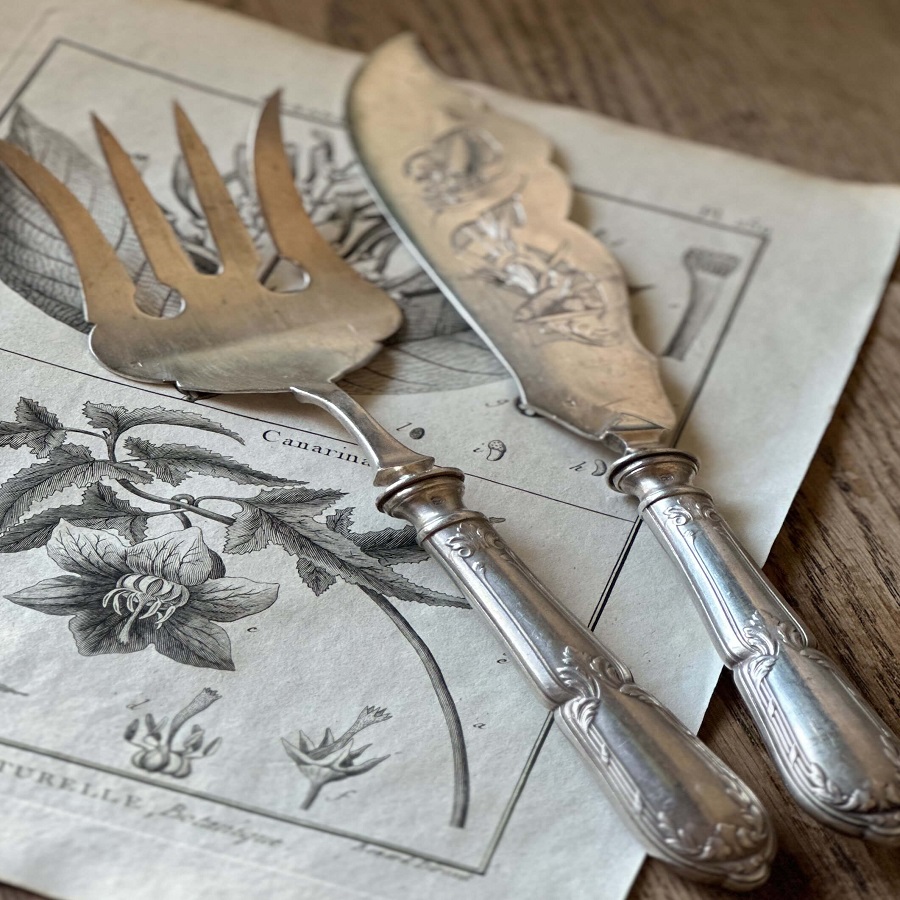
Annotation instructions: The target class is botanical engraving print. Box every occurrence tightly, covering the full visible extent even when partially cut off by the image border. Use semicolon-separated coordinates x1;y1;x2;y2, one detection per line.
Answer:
0;396;472;827
0;43;768;869
9;521;278;669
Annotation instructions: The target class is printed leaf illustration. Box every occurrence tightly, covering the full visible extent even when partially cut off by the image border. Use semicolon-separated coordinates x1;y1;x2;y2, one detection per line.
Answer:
325;506;354;534
83;402;241;444
233;487;346;519
348;524;429;566
224;489;465;607
0;444;152;530
295;558;337;597
0;398;68;458
0;106;183;327
0;483;150;552
124;438;294;487
325;502;427;565
294;497;356;595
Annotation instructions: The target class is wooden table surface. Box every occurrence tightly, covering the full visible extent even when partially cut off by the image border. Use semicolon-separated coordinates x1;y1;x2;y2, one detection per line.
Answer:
4;0;900;898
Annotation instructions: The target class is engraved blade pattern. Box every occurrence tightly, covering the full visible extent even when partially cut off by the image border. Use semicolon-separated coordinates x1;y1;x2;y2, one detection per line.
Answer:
347;35;677;444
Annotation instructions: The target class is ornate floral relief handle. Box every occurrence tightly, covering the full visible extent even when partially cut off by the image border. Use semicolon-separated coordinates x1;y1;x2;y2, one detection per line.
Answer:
377;467;774;889
611;449;900;843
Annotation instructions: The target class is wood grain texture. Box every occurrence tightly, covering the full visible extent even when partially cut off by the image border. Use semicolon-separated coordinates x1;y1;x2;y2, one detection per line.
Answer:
7;0;900;897
0;888;41;900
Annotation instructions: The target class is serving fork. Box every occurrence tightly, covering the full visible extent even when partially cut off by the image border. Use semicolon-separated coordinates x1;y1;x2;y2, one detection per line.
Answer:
0;96;775;887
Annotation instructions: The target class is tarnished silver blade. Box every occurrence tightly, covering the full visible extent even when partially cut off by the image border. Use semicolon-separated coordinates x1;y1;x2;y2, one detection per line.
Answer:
347;35;677;448
0;97;401;394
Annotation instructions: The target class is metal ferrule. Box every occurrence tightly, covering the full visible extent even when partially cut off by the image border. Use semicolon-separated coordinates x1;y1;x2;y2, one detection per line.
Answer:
608;448;700;504
376;468;482;543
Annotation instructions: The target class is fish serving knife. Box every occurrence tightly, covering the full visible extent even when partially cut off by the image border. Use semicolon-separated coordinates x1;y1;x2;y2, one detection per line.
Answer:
0;97;774;888
346;34;900;842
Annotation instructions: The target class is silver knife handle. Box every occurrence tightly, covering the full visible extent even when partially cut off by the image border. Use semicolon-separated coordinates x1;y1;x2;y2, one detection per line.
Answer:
611;448;900;843
379;468;774;889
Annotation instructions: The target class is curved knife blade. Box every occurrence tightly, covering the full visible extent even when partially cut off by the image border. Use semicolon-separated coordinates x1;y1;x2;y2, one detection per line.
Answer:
347;34;676;450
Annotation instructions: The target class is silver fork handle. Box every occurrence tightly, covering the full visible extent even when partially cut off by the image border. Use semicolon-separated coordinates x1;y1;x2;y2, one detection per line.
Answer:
378;468;774;889
611;449;900;843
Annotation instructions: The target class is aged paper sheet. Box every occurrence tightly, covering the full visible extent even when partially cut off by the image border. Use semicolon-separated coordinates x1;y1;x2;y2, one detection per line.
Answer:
0;1;896;898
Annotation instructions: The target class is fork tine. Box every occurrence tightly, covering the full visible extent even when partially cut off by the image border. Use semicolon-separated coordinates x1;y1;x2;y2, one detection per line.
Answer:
0;139;139;327
174;104;259;272
253;91;342;272
92;115;198;293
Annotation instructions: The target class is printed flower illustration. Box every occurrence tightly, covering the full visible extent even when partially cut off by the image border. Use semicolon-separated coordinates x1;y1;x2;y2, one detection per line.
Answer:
6;521;278;670
125;687;222;778
282;706;392;810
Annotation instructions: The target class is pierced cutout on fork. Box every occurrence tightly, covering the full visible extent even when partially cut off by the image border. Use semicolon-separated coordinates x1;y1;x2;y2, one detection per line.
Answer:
257;251;312;294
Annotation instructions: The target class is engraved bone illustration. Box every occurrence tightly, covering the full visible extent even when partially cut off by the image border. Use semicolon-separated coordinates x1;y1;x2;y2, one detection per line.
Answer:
664;248;740;360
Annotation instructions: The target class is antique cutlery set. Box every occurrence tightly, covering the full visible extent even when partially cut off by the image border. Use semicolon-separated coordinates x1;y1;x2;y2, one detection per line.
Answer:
0;33;897;890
